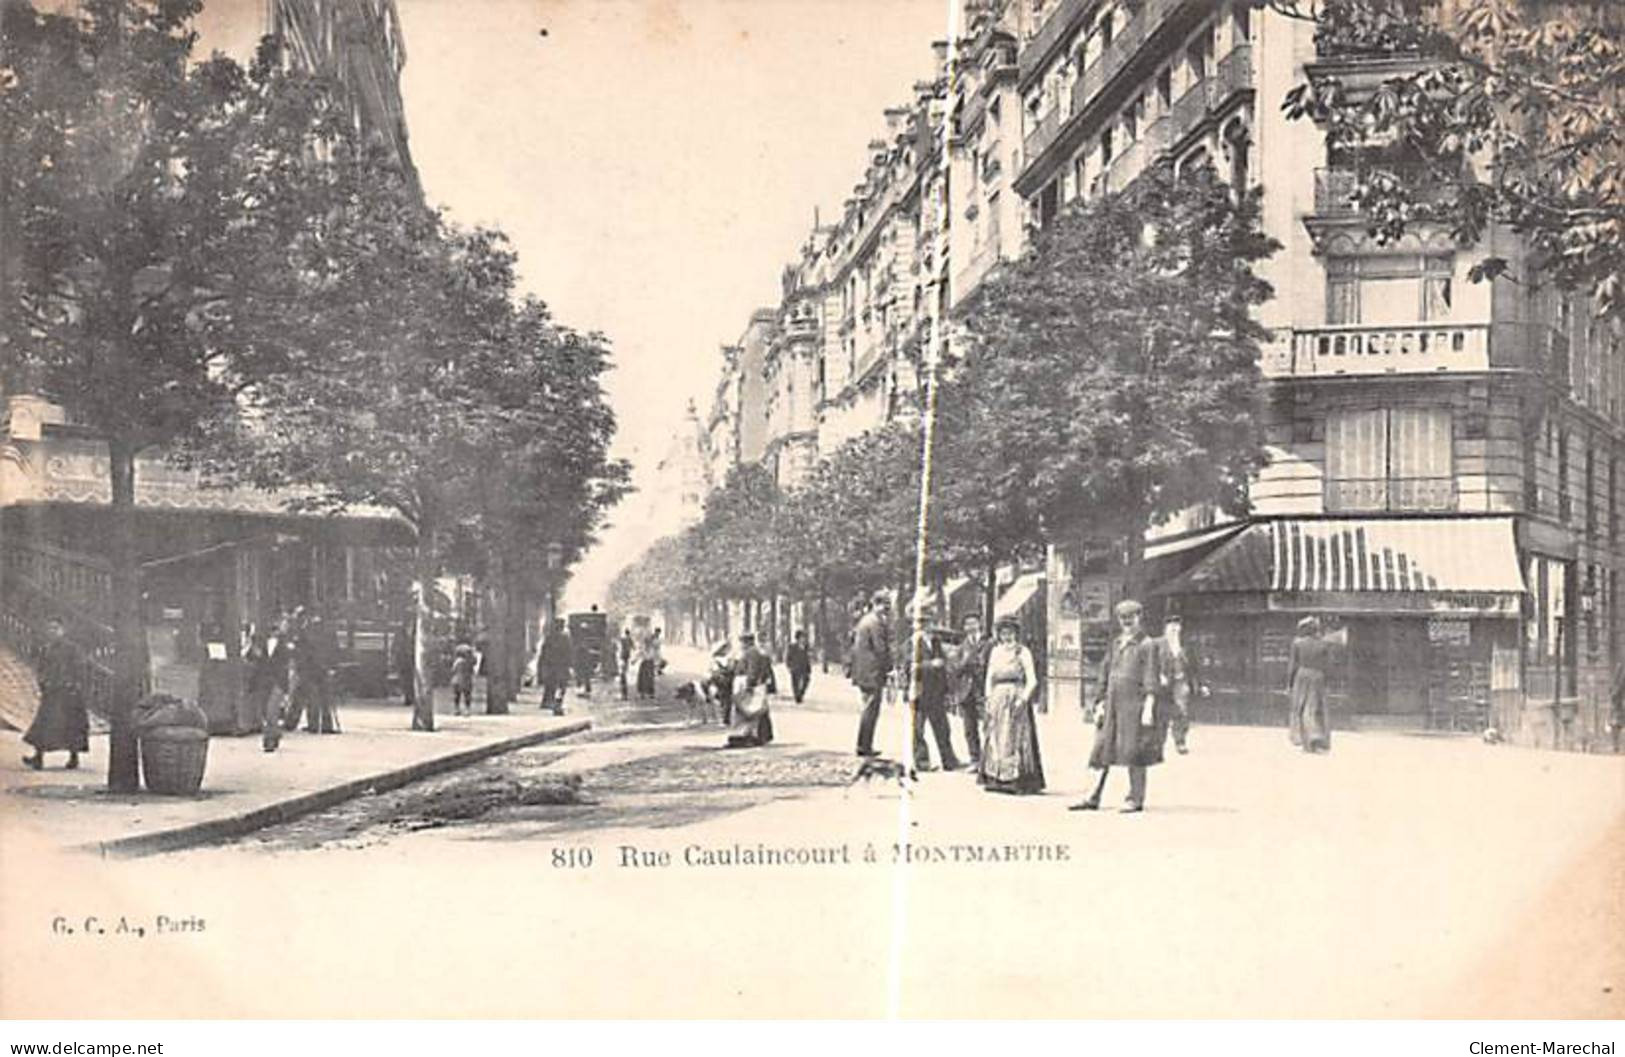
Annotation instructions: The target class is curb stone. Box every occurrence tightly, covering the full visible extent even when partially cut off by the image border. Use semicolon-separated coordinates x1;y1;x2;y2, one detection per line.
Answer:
84;719;592;859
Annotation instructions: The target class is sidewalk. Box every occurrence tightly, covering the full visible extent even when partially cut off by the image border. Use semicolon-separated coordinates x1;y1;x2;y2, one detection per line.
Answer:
0;689;588;857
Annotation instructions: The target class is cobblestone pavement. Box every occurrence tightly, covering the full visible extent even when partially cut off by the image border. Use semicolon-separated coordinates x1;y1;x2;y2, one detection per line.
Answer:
232;668;856;852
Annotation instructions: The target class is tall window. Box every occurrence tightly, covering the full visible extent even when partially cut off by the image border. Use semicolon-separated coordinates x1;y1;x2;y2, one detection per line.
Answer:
1233;0;1252;42
1326;407;1455;512
1325;255;1454;325
1558;430;1571;522
1186;25;1214;83
1586;444;1597;538
1157;67;1172;111
1524;428;1540;512
1611;455;1618;542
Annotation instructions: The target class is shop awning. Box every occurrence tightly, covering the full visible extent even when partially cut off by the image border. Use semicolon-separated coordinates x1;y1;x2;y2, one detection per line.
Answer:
1156;517;1526;607
1142;519;1249;561
995;571;1045;619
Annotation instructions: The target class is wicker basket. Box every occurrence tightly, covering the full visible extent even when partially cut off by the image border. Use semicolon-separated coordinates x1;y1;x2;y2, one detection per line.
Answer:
140;725;210;795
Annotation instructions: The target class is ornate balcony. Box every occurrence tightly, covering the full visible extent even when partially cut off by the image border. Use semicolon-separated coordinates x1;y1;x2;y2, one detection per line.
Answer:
1265;321;1570;381
1023;108;1064;168
1312;164;1456;217
1166;44;1253;148
1019;0;1091;86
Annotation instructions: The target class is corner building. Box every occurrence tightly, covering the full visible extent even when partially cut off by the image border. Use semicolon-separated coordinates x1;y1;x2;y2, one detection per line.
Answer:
1015;0;1624;748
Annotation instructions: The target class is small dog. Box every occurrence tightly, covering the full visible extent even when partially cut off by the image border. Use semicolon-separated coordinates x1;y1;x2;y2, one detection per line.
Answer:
849;756;914;788
673;679;718;725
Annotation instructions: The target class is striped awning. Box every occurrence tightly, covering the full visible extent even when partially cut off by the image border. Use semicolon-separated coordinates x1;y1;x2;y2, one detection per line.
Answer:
1157;517;1526;596
995;572;1045;619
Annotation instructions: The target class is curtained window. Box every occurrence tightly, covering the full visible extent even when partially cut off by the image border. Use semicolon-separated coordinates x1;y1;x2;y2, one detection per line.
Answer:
1326;407;1455;512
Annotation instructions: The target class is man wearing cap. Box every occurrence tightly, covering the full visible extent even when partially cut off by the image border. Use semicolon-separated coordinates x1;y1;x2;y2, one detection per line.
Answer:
1073;599;1165;813
849;591;893;757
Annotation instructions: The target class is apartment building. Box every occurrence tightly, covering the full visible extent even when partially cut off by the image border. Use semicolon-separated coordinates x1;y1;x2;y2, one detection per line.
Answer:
269;0;421;198
1016;0;1623;747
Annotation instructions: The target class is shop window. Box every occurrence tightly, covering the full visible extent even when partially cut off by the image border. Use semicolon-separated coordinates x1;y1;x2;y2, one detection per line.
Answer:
1326;407;1455;512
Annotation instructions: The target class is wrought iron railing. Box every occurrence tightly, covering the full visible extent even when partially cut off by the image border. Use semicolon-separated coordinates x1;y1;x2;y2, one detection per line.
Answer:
0;547;121;718
1326;476;1457;514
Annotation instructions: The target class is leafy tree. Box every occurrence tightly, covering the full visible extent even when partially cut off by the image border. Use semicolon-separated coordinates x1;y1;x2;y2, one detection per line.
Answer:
605;533;697;625
953;163;1279;590
214;203;525;731
686;463;784;635
464;300;630;713
788;423;922;600
0;0;380;789
1271;0;1625;312
928;364;1048;611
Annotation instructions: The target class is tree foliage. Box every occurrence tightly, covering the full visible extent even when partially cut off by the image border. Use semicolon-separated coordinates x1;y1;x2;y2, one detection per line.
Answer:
953;163;1279;577
0;0;392;787
1273;0;1625;312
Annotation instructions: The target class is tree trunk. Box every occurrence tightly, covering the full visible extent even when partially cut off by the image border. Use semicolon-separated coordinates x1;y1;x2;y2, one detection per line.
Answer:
412;522;437;731
1122;508;1149;601
482;558;511;715
817;581;829;672
106;438;145;793
984;557;998;629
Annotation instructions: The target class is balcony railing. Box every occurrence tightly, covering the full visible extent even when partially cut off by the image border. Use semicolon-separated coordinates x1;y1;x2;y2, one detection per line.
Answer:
1020;0;1091;85
1103;136;1150;194
1275;322;1489;377
1023;0;1198;172
1023;108;1064;167
1166;44;1254;148
1267;321;1572;382
1327;477;1457;514
1313;165;1456;217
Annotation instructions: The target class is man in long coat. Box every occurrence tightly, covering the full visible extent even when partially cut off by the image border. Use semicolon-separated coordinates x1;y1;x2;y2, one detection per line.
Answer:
785;629;813;704
1072;599;1165;813
849;592;893;757
948;613;990;767
904;610;960;771
535;619;573;714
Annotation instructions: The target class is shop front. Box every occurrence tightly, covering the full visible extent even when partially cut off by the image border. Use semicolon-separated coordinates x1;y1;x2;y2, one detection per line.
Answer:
1155;517;1526;731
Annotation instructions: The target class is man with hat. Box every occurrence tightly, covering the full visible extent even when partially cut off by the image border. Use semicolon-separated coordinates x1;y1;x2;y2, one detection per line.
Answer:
1158;613;1196;755
849;590;894;757
1073;599;1165;813
904;598;960;772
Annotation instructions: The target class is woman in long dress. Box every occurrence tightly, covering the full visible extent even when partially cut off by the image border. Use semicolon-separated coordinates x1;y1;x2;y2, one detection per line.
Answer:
634;629;660;700
1288;616;1332;752
22;619;89;771
725;633;775;748
979;615;1044;794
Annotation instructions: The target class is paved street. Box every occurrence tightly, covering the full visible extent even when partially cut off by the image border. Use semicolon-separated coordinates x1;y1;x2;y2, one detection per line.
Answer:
8;648;1602;1019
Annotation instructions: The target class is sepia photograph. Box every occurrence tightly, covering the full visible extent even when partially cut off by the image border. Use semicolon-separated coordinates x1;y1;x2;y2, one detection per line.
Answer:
0;0;1622;1032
